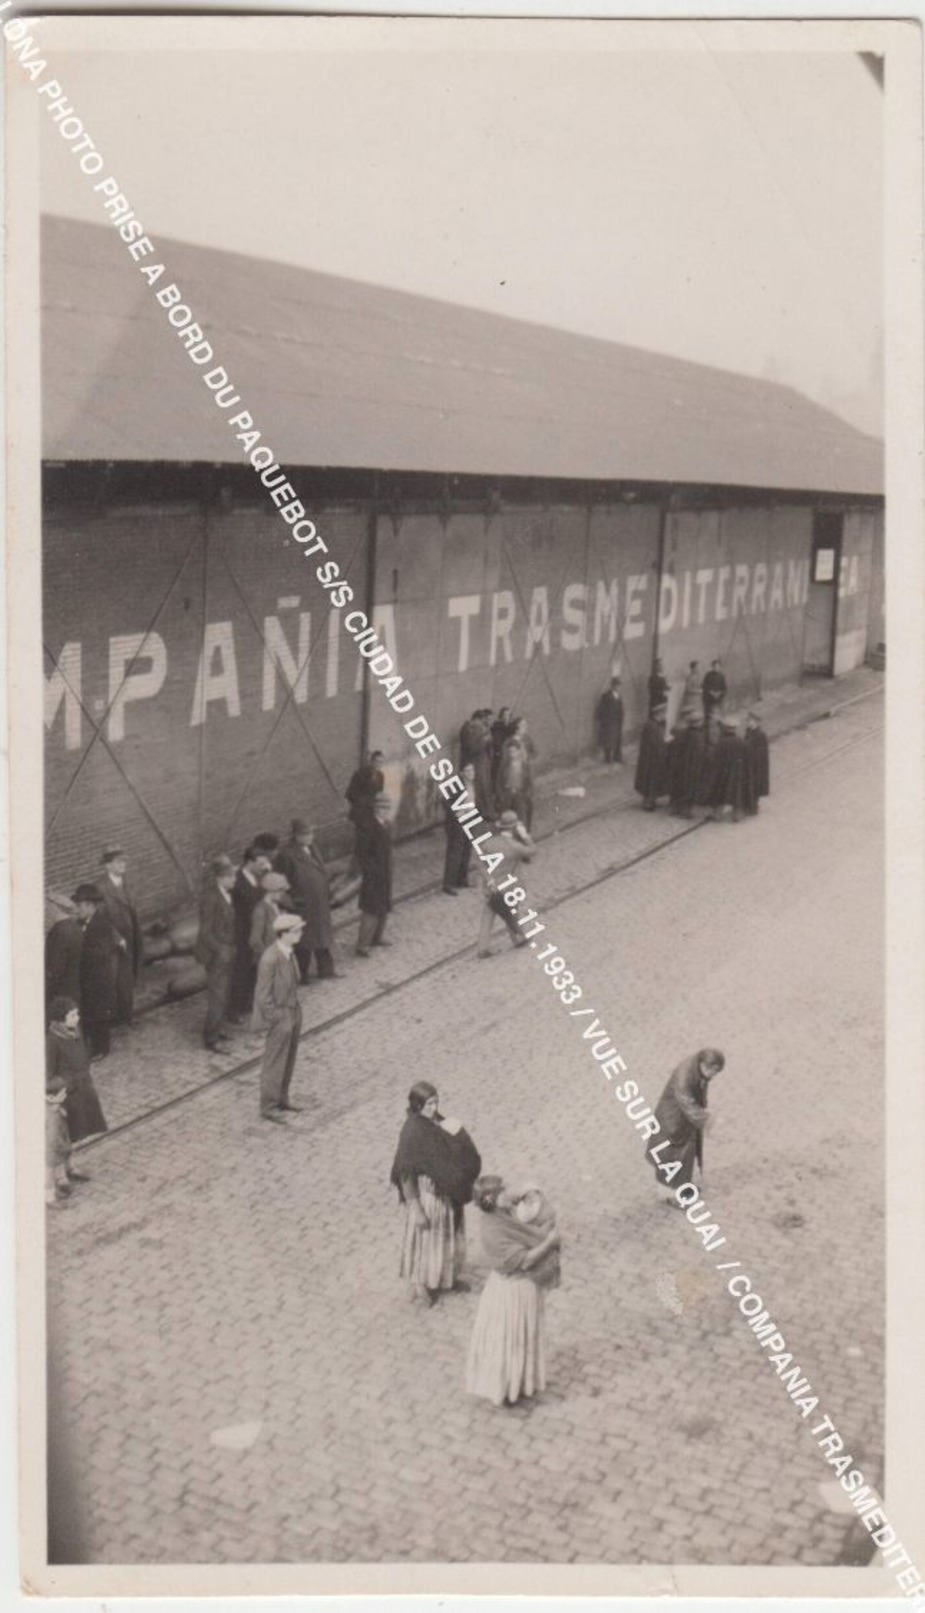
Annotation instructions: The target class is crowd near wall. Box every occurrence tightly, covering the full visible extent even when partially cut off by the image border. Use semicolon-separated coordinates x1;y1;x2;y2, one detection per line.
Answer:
43;478;884;920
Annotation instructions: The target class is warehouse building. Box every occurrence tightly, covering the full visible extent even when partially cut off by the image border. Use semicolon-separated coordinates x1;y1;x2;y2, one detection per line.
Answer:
43;215;884;919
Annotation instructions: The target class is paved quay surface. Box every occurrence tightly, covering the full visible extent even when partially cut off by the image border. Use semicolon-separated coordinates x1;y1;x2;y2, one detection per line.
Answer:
47;684;885;1570
86;665;883;1133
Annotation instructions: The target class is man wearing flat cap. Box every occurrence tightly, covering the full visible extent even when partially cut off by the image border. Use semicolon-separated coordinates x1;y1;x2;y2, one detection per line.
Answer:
476;810;535;959
194;854;238;1053
228;845;273;1020
252;912;306;1122
98;847;144;1025
274;818;336;981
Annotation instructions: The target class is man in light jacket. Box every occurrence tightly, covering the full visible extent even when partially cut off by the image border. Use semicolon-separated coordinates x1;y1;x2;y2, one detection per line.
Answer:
252;912;305;1123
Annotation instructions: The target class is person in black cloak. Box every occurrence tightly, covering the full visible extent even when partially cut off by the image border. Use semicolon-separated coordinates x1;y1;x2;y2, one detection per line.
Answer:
647;658;670;717
390;1080;482;1307
744;711;770;812
672;717;708;819
706;717;756;822
651;1048;726;1200
634;703;669;811
490;707;514;791
702;658;727;723
665;722;686;813
346;750;385;826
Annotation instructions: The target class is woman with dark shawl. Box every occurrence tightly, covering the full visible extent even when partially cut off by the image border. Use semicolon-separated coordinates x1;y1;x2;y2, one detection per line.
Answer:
46;996;108;1191
465;1175;561;1407
390;1081;482;1307
650;1048;725;1199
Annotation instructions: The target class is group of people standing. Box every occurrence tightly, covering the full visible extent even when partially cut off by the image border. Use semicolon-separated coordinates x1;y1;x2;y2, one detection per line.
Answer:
632;658;769;821
44;848;144;1061
635;703;769;821
456;708;537;832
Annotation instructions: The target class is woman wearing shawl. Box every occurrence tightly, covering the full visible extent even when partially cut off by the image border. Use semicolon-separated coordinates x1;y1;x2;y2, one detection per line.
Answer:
45;996;108;1204
390;1081;482;1307
466;1175;561;1407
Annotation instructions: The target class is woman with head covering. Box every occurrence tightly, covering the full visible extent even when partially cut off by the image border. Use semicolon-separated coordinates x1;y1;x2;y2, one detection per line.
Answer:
389;1081;482;1307
465;1175;561;1406
45;996;108;1205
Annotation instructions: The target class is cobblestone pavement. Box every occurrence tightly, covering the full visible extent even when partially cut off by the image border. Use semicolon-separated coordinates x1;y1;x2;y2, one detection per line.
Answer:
88;665;883;1132
47;689;884;1570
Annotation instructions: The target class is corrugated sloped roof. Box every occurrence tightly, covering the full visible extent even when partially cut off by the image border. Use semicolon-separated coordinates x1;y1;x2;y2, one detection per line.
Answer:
42;215;883;496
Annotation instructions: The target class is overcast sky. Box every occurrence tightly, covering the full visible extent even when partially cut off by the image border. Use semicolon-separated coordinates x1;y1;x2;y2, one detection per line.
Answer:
39;24;883;436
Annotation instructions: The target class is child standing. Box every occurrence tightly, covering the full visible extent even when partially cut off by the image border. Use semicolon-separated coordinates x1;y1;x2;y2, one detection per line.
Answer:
513;1184;562;1289
45;997;108;1207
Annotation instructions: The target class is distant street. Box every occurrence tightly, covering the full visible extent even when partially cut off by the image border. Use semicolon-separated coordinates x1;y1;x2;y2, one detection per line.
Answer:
48;696;884;1568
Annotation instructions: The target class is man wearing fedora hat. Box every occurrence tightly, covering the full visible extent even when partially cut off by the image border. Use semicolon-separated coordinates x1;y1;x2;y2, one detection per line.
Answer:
274;818;336;981
194;854;238;1053
476;810;535;959
69;884;120;1060
253;911;306;1122
45;892;91;1014
355;793;393;957
98;847;144;1025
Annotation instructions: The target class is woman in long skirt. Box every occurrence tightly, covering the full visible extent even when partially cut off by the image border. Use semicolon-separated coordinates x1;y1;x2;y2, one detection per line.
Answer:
389;1081;482;1307
46;996;108;1203
466;1176;561;1407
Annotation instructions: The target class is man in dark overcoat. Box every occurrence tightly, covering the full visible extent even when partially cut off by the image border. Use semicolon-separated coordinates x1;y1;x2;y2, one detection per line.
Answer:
45;907;85;1013
651;1048;726;1197
346;751;385;825
194;854;237;1052
595;676;624;764
98;847;144;1023
274;819;336;980
355;794;393;956
76;885;120;1059
228;845;272;1019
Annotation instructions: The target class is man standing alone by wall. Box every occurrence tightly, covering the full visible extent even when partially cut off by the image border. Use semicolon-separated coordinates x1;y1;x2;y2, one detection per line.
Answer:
355;794;393;956
253;912;305;1123
595;676;624;764
98;847;143;1024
